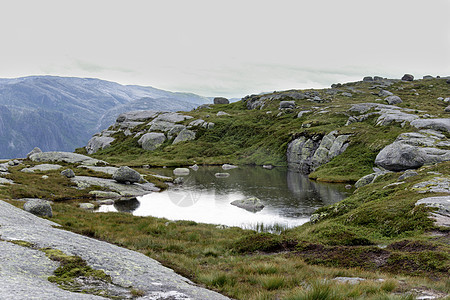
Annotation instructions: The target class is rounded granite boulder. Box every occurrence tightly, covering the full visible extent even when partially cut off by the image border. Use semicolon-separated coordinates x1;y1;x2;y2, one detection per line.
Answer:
23;199;53;217
112;166;141;184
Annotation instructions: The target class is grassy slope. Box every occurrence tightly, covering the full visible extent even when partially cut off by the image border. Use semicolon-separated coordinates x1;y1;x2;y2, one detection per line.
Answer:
4;78;449;299
85;78;449;182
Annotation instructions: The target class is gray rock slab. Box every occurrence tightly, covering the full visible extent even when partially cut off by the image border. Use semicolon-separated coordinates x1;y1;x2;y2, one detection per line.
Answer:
416;196;450;227
151;112;192;123
78;165;118;175
0;177;14;185
0;200;228;300
116;110;159;122
21;164;62;173
410;118;450;133
71;176;160;197
30;152;107;166
412;177;450;194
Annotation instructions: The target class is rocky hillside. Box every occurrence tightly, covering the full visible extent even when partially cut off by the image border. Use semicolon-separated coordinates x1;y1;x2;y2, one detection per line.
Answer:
84;74;450;182
0;76;209;158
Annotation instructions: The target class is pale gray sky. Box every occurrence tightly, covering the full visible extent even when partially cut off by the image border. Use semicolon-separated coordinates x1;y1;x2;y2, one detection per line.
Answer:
1;0;449;98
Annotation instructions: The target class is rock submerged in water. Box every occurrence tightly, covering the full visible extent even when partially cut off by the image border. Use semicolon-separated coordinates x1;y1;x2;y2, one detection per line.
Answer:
173;168;190;176
23;199;52;217
112;166;141;184
215;172;230;178
230;197;264;212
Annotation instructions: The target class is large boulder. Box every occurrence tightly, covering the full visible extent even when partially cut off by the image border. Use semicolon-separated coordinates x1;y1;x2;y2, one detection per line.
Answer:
385;95;402;105
375;143;426;171
173;129;196;144
401;74;414;81
279;101;295;109
85;136;115;154
23;199;52;217
151;112;193;123
149;120;180;132
112;166;142;184
26;147;42;159
213;97;229;104
363;76;373;82
231;197;264;212
61;169;75;178
138;132;166;151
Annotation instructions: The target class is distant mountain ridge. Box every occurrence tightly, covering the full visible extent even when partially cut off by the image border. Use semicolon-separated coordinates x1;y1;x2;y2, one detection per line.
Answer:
0;76;209;158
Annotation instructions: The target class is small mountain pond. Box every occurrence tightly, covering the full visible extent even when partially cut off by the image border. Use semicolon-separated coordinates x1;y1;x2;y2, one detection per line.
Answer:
97;166;351;230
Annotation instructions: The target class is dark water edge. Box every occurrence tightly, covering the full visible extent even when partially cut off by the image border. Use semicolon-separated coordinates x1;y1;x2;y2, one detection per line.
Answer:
98;166;351;229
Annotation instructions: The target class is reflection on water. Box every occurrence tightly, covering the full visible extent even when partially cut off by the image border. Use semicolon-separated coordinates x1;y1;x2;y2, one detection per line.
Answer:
97;166;350;229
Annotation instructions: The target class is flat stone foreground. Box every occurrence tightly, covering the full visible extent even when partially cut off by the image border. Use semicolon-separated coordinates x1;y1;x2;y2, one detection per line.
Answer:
0;200;228;300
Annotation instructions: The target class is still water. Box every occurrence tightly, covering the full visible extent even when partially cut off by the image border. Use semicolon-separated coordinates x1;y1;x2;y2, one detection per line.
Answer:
97;166;350;229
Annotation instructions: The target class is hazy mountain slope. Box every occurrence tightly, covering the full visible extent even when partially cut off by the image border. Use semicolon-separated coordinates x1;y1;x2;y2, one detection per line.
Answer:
0;76;209;158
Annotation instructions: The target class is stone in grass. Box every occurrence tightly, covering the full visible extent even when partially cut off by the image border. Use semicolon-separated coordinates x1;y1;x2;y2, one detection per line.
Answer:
385;95;402;105
79;203;95;210
61;169;75;178
173;168;190;176
23;199;52;217
231;197;264;212
112;166;141;184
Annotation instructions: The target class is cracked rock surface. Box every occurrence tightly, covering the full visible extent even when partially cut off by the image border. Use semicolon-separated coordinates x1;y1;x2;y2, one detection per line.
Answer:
0;200;228;300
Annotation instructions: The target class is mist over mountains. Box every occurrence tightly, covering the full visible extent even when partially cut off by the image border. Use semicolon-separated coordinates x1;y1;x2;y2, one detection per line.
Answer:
0;76;209;158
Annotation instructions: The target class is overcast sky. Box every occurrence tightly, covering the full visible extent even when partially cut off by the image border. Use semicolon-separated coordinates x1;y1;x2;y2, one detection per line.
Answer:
0;0;449;98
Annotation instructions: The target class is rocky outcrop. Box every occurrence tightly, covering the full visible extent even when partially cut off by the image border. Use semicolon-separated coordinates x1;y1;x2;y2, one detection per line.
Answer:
116;110;159;122
26;147;42;159
346;103;419;127
230;197;264;212
410;118;450;133
85;136;115;154
375;130;450;171
23;199;52;217
138;132;166;151
71;176;159;197
287;131;350;174
29;152;107;166
112;166;142;184
415;196;450;227
213;97;229;104
173;129;196;144
385;95;402;105
401;74;414;81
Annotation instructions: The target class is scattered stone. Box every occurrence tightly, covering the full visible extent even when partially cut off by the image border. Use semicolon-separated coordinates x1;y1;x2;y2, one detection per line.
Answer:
173;168;190;176
79;203;95;210
231;197;264;212
96;199;114;205
445;105;450;113
23;199;52;217
41;175;49;180
333;277;366;284
173;177;184;184
26;147;42;159
29;152;106;166
89;190;121;199
60;169;75;178
363;76;373;82
173;129;196;144
85;136;115;154
0;178;14;185
398;169;418;181
379;90;393;97
138;132;166;151
222;164;237;170
385;95;402;105
112;166;142;184
189;164;199;171
215;173;230;178
412;177;450;194
217;111;230;116
297;110;311;118
341;92;352;97
401;74;414;81
213;97;229;104
279;101;295;109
